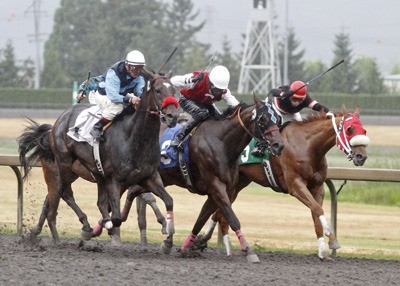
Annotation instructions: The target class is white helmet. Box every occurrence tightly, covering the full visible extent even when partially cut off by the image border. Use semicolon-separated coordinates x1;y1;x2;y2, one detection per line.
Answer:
209;65;230;89
125;50;146;66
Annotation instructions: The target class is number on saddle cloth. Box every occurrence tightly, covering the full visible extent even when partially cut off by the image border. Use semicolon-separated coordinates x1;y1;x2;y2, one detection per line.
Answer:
238;138;271;165
159;123;189;169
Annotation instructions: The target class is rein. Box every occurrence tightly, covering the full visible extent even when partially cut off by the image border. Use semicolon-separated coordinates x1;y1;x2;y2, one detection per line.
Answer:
326;112;354;160
236;106;276;144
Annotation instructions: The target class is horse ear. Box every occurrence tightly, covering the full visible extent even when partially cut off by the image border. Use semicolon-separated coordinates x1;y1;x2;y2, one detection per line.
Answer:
341;104;348;115
354;105;360;117
142;66;155;79
253;93;262;107
165;70;173;78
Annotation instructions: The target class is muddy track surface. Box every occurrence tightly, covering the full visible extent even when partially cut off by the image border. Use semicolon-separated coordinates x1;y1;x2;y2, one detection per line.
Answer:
0;234;399;286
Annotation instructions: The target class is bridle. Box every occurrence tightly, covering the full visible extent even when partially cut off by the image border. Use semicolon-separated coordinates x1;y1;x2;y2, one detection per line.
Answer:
327;111;361;160
236;102;279;150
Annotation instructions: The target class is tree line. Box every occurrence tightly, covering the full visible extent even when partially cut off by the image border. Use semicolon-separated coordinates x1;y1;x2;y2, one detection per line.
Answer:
0;0;397;94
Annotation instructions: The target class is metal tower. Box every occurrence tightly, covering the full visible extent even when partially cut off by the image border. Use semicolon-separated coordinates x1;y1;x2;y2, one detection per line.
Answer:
238;0;281;95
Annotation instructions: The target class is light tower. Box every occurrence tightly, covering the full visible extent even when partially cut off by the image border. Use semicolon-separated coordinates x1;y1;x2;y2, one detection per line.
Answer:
238;0;281;95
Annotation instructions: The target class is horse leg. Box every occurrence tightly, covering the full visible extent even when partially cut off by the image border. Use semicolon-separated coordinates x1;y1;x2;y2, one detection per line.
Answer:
139;192;167;235
24;195;49;242
196;210;232;255
139;173;174;254
136;195;148;246
181;197;218;253
136;192;167;246
290;184;340;257
61;183;93;241
210;182;259;263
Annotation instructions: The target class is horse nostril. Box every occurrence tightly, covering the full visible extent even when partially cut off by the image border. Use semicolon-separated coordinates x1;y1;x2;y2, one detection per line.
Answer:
271;143;285;156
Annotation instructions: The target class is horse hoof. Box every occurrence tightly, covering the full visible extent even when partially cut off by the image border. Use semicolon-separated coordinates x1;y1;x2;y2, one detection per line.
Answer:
22;232;38;243
329;239;341;250
81;230;93;241
321;256;334;262
246;253;260;263
110;235;123;247
160;242;172;254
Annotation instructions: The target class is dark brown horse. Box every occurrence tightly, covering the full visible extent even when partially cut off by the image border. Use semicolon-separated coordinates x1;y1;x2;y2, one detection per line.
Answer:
197;106;369;261
18;70;179;253
123;96;285;262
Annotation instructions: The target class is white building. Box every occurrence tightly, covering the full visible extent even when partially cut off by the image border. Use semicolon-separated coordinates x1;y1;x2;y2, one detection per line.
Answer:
383;74;400;94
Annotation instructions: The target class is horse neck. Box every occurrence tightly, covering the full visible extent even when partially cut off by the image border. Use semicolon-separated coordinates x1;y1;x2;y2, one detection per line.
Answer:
222;106;254;161
294;117;338;158
125;88;160;145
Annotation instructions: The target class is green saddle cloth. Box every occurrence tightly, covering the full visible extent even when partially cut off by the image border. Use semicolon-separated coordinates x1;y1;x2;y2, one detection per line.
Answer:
239;138;270;165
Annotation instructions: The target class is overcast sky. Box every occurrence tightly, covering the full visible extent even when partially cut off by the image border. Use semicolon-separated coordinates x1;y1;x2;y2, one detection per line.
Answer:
1;0;399;75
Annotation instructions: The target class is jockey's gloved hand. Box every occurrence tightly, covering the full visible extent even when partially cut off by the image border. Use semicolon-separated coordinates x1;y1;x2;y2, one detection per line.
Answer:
190;73;204;83
77;90;86;101
281;90;294;99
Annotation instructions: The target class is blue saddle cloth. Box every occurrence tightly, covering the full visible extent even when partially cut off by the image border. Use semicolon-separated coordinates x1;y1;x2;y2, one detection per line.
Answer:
159;124;189;169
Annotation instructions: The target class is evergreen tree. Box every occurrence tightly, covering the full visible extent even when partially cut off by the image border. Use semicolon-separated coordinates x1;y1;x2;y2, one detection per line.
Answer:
41;0;204;88
303;60;329;93
164;0;205;73
0;40;34;88
353;55;385;94
179;42;209;73
326;30;357;93
278;27;306;84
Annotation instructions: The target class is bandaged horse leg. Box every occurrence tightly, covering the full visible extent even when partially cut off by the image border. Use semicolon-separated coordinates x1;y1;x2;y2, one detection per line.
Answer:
319;215;340;249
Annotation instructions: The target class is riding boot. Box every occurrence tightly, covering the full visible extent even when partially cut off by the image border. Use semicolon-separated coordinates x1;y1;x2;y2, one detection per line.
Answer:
91;117;109;141
251;141;267;157
170;116;202;149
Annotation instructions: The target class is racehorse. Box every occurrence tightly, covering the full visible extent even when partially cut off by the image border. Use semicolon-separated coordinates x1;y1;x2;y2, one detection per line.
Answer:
196;106;370;261
18;70;179;252
123;96;285;262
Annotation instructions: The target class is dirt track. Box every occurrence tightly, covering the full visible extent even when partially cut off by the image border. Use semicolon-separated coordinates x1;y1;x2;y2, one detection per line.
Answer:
0;234;399;286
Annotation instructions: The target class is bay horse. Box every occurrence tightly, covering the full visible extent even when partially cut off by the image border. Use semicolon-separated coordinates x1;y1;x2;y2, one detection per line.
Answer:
18;70;179;253
196;106;370;261
123;96;285;262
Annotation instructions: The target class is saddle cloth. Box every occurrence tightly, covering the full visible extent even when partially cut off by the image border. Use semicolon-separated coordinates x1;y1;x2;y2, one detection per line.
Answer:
66;105;102;147
238;139;281;191
159;124;189;169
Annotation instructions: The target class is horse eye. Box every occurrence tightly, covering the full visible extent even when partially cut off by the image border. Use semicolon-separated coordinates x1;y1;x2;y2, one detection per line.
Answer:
347;126;355;135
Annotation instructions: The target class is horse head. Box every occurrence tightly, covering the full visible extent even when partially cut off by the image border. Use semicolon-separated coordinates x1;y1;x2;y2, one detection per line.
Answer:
142;68;179;127
334;105;369;166
253;95;285;156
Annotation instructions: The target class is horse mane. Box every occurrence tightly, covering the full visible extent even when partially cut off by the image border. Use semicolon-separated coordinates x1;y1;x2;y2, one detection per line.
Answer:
220;102;250;118
290;110;329;126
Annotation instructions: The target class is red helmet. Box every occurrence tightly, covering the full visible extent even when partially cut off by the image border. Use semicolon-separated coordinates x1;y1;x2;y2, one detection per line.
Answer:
290;81;307;99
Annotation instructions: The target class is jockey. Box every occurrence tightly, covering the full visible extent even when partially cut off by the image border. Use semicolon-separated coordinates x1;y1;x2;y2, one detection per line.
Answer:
77;50;146;140
252;80;330;157
169;65;240;149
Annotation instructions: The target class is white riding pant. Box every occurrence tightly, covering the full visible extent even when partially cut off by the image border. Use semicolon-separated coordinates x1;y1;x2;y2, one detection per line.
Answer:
91;91;124;121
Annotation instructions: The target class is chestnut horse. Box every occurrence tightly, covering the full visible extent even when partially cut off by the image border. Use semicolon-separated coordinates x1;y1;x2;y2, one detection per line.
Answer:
18;70;179;253
123;96;285;262
196;106;369;261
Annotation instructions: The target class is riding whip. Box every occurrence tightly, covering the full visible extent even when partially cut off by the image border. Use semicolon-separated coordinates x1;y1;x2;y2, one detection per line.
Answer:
78;70;91;103
204;51;217;71
158;46;178;73
292;59;345;94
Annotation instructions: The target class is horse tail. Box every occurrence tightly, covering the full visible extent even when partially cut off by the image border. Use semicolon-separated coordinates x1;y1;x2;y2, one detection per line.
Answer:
17;118;54;180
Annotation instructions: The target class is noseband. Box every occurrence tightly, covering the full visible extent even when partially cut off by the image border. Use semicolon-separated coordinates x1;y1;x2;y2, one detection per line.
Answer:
327;111;369;160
